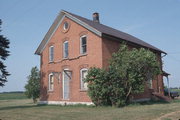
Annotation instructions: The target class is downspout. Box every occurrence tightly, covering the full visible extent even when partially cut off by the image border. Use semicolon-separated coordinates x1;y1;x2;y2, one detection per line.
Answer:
161;52;167;93
167;76;170;97
161;52;170;96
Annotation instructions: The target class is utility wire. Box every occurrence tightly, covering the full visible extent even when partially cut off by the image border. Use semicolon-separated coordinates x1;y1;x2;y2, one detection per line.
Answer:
166;54;180;63
168;52;180;55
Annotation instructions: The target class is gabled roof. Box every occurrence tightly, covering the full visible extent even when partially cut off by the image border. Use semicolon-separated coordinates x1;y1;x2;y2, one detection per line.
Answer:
35;10;166;55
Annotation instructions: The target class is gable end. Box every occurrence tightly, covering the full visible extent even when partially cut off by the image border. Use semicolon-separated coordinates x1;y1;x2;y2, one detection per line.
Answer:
35;10;102;55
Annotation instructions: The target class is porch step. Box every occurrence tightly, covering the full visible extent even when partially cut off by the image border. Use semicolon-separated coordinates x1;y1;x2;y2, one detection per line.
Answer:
152;92;172;102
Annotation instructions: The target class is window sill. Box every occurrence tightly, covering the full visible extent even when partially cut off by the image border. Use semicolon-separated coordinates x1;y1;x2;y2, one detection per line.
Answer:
63;57;69;60
80;89;88;92
48;90;54;93
79;53;87;57
62;99;70;101
49;61;54;64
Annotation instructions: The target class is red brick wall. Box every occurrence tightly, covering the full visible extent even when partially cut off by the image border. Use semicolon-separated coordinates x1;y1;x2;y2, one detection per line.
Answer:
40;17;103;102
102;37;120;68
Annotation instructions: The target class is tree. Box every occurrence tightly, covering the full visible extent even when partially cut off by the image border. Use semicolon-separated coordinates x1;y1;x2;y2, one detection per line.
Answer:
85;44;161;107
0;19;10;86
25;66;40;103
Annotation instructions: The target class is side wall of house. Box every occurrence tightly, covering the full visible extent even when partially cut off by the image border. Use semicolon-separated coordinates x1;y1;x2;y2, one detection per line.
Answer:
101;37;120;68
40;16;103;102
101;38;164;100
152;53;164;94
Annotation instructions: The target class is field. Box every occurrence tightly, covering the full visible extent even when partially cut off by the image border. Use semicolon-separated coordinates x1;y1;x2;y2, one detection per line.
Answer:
0;93;180;120
0;92;27;100
171;88;180;95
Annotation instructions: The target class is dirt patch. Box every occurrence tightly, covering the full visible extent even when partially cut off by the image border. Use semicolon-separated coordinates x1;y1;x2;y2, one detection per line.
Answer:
154;111;180;120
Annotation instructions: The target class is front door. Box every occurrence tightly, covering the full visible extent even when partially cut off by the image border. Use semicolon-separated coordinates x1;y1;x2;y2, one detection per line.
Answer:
63;70;71;100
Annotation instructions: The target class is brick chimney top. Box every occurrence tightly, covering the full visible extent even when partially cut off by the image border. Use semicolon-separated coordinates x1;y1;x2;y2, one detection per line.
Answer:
93;12;100;23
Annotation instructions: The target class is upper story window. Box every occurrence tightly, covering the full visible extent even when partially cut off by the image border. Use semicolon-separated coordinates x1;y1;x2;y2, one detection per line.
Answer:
80;35;87;54
80;68;88;90
63;41;68;58
49;46;54;62
49;73;54;91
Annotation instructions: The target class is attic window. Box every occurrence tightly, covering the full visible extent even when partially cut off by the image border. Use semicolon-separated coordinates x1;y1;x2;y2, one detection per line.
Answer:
63;21;69;31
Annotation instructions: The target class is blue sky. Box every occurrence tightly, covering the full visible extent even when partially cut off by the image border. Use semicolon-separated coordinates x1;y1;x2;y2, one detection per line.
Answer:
0;0;180;92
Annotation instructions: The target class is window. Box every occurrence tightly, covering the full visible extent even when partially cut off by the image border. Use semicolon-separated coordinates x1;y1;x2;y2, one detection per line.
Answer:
147;72;153;89
63;22;69;30
49;73;54;91
80;36;87;54
148;78;153;89
63;41;68;58
49;46;54;62
80;68;88;90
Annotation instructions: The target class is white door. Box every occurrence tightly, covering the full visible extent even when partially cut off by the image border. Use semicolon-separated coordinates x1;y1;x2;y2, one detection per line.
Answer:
63;70;70;100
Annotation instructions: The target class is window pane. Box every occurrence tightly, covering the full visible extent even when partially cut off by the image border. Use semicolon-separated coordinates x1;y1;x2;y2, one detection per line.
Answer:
81;70;88;90
82;70;87;79
80;36;87;54
63;42;68;58
49;46;54;62
49;74;54;91
82;37;86;45
82;45;86;54
63;22;69;30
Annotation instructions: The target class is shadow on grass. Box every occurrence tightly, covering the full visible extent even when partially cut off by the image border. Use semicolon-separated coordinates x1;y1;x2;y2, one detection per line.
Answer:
0;104;48;111
128;100;170;107
2;99;179;110
0;103;95;111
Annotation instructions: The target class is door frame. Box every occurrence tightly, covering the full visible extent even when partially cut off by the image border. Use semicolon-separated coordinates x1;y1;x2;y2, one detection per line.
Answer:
62;69;70;100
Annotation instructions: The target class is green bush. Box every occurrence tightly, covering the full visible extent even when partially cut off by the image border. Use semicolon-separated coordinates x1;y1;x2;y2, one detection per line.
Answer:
85;44;161;107
85;68;111;106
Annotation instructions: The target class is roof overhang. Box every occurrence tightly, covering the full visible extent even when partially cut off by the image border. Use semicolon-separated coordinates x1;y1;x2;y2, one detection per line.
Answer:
102;33;167;54
163;71;170;77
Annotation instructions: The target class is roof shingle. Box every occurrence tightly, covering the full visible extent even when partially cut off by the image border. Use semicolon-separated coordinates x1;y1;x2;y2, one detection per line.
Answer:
64;10;165;54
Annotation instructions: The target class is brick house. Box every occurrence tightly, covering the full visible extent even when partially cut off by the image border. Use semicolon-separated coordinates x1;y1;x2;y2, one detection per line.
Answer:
35;10;167;105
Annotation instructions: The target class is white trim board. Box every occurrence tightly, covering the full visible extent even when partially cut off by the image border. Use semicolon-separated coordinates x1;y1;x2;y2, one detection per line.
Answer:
38;101;94;105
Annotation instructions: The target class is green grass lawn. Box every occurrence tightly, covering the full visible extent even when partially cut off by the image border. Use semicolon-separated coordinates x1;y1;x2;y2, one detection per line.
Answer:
0;93;180;120
0;92;27;100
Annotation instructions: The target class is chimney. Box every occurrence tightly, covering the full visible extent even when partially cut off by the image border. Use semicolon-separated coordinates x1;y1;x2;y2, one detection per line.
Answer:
93;12;100;23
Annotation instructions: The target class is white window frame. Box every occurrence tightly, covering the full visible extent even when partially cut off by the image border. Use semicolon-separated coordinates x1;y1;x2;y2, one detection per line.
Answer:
80;68;88;90
148;78;153;89
80;35;87;55
48;73;54;91
49;46;54;62
63;22;69;30
63;41;68;58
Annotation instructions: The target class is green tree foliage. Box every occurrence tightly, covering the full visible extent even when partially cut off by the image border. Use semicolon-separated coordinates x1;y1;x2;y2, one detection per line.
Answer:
25;66;40;103
85;68;111;106
85;44;161;107
0;19;10;86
